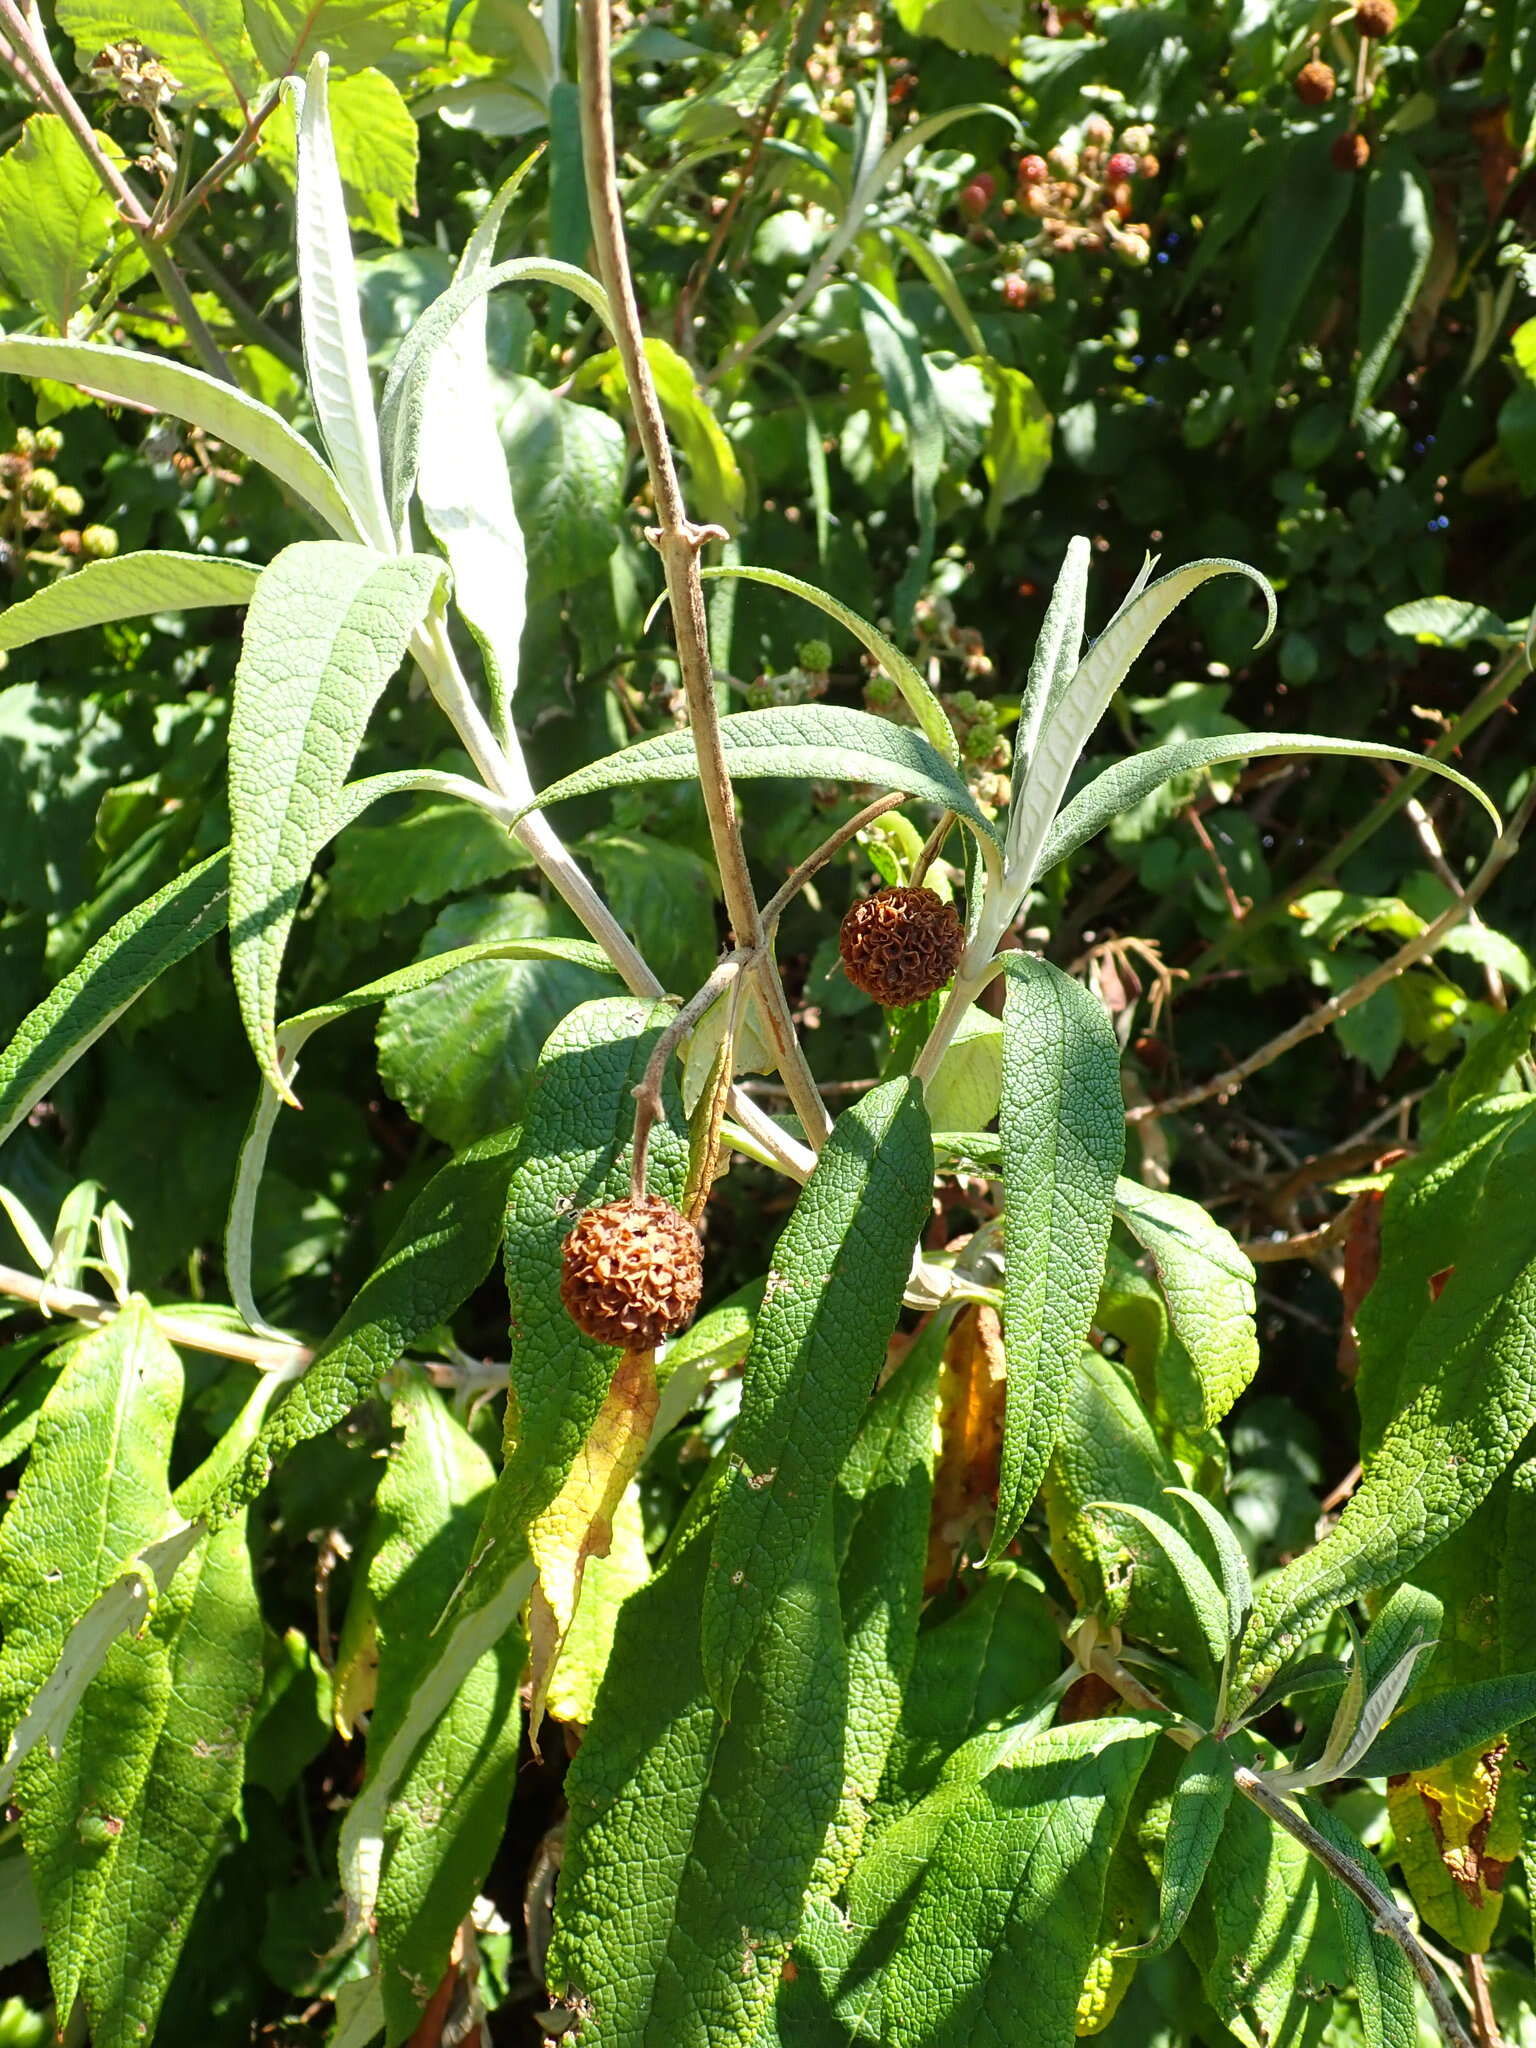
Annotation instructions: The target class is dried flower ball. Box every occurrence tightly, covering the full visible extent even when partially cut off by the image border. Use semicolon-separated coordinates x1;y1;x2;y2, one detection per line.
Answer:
1331;130;1371;172
1354;0;1397;34
839;886;965;1008
1295;59;1336;104
559;1195;703;1349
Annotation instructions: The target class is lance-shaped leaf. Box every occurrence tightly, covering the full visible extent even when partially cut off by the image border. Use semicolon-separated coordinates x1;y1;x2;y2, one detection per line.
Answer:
227;541;443;1096
1002;558;1276;908
1040;728;1500;877
1119;1735;1235;1958
0;336;359;539
1355;145;1434;421
359;1375;523;2045
380;253;612;535
1165;1486;1253;1675
1233;1102;1536;1707
702;1077;933;1710
820;1314;944;1887
1083;1500;1230;1678
697;564;957;763
287;57;392;550
1116;1179;1258;1431
512;705;1004;855
1352;1671;1536;1779
215;1126;521;1515
549;1513;847;2047
0;1304;182;2024
0;851;229;1153
1261;1627;1430;1793
1301;1801;1418;2048
0;553;260;653
880;1717;1160;2046
1012;535;1089;790
992;952;1123;1554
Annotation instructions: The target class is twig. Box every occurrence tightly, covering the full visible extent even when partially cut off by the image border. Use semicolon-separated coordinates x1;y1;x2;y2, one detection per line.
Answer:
577;0;830;1147
1191;646;1530;980
1187;805;1249;921
911;809;955;891
1235;1769;1474;2048
1467;1953;1505;2048
1240;1200;1359;1263
153;86;279;244
0;1260;311;1373
1130;785;1536;1125
760;792;909;928
1405;794;1506;1009
0;0;232;381
630;951;748;1199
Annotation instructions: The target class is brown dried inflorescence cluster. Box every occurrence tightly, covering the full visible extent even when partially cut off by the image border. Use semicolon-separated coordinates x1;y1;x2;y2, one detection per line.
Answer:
1295;58;1336;104
1332;130;1372;172
1354;0;1397;34
559;1195;703;1349
839;886;965;1008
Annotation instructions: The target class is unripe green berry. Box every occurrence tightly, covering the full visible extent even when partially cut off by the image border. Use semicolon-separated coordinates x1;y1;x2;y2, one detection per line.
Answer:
23;467;57;506
797;638;832;672
52;484;84;519
13;426;34;456
81;524;119;559
34;425;63;460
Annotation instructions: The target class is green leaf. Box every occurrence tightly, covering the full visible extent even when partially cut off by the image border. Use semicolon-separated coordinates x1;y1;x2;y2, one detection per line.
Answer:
218;1126;522;1513
1183;1746;1335;2048
702;1077;933;1710
325;791;531;921
364;1376;523;2043
884;1564;1063;1802
1165;1487;1253;1659
375;892;614;1149
242;0;426;78
1251;128;1356;394
55;0;259;106
581;831;721;995
550;1514;848;2047
1115;1178;1258;1431
1354;146;1434;420
378;256;612;537
0;851;229;1153
992;952;1124;1553
263;66;418;245
822;1314;944;1884
1122;1736;1235;1958
1384;597;1526;650
1301;1802;1418;2048
227;540;443;1096
515;705;1002;853
0;553;260;653
287;58;394;550
0;1303;182;2022
0;116;120;333
0;336;360;540
696;566;959;764
976;359;1053;536
477;997;691;1568
1040;728;1502;876
1082;1500;1230;1677
1004;559;1276;911
881;1717;1161;2045
578;337;745;528
925;1009;1004;1131
1234;1101;1536;1705
1352;1672;1536;1779
503;379;628;590
856;285;941;624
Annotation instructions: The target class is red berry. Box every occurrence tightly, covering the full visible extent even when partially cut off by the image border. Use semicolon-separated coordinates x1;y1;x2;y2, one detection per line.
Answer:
959;172;995;220
1107;151;1138;181
1001;272;1031;309
1017;153;1049;185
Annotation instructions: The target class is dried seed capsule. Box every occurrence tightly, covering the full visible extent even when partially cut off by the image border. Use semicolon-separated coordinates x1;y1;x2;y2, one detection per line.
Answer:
839;886;965;1008
1354;0;1397;34
1295;58;1336;104
559;1195;703;1349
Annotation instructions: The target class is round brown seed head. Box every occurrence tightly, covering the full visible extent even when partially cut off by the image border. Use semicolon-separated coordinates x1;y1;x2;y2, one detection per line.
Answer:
1331;129;1371;172
559;1195;703;1349
1354;0;1396;34
1295;58;1336;104
839;886;965;1008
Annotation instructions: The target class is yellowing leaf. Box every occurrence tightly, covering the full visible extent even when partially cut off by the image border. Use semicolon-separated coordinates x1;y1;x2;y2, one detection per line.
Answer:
543;1485;650;1730
1387;1736;1523;1952
926;1303;1007;1593
527;1347;659;1745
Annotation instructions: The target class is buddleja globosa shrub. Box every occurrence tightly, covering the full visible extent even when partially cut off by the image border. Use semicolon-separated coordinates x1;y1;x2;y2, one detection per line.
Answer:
1;19;1535;2048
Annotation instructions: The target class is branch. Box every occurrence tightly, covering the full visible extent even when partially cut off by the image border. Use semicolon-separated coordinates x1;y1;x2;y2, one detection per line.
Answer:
0;0;232;381
154;85;279;244
576;0;830;1149
0;1261;311;1374
630;950;747;1199
760;792;909;929
1235;1769;1475;2048
1130;784;1536;1125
